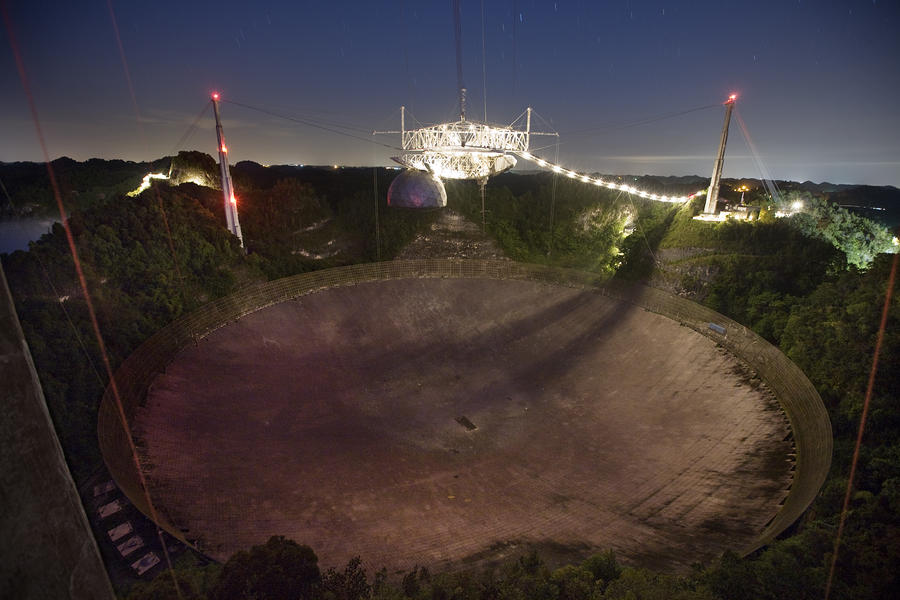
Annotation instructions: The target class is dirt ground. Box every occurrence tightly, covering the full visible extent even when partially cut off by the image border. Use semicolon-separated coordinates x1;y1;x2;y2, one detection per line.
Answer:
394;208;509;260
135;278;793;574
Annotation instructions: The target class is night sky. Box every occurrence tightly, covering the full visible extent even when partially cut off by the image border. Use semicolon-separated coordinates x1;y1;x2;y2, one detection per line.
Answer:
2;1;899;186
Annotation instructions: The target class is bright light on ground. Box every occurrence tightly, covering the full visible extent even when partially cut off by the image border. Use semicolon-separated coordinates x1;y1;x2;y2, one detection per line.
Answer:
775;203;805;218
693;213;729;222
127;173;169;197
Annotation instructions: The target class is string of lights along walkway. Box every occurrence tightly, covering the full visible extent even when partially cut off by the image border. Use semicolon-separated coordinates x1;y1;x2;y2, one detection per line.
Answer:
515;150;706;204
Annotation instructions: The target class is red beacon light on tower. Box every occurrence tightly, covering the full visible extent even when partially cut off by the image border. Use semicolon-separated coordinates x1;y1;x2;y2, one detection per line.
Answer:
210;91;243;247
726;94;738;103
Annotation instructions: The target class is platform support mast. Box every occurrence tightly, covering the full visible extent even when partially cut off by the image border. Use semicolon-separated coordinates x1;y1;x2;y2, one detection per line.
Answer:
211;93;244;248
453;0;466;121
400;105;406;149
704;95;736;215
526;107;532;151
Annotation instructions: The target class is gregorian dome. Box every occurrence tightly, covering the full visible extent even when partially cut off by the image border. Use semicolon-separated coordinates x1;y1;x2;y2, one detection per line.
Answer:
387;169;448;208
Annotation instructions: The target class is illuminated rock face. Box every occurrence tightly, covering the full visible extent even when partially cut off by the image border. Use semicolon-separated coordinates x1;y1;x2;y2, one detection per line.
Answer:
170;169;218;188
387;170;447;208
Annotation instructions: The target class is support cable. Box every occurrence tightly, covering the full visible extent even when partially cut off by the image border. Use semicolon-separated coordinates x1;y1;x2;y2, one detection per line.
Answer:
512;0;518;101
223;99;402;151
529;108;558;136
525;103;717;155
734;107;782;204
452;0;466;120
548;141;559;255
480;177;487;234
626;191;660;269
481;0;488;122
373;144;381;260
169;102;211;155
561;103;719;138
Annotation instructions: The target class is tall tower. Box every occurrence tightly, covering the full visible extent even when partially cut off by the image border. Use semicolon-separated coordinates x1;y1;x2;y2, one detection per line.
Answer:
211;93;244;248
704;94;737;215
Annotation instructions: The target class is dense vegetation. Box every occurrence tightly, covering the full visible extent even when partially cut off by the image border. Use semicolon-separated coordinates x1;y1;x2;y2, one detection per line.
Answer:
778;191;896;268
446;172;703;275
0;156;168;217
127;536;719;600
233;166;439;278
2;156;898;598
3;184;249;477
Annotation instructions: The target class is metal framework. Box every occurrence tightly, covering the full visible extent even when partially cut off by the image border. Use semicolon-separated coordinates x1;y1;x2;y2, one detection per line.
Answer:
378;106;555;181
376;106;706;205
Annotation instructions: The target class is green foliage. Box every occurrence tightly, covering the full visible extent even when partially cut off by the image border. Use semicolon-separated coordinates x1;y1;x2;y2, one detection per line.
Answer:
780;255;899;442
210;536;321;600
549;565;594;600
601;567;715;600
581;550;622;588
615;200;681;280
234;168;440;276
124;552;220;600
0;156;172;217
447;175;627;274
699;229;840;344
704;539;828;600
322;557;371;600
781;191;896;269
237;177;331;278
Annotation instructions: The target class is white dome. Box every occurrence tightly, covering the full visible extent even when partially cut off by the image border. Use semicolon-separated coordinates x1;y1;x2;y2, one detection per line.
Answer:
387;170;448;208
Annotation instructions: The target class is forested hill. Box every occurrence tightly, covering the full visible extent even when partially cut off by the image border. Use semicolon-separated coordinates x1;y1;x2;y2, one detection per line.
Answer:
3;153;899;225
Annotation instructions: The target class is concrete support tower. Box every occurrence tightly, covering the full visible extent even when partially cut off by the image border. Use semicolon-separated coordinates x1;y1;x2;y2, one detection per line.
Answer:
704;95;737;215
212;93;244;248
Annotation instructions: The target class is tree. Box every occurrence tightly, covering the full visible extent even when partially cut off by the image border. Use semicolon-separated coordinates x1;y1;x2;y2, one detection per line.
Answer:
600;567;715;600
783;192;895;269
581;550;622;591
210;536;321;600
322;556;371;600
550;564;594;600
